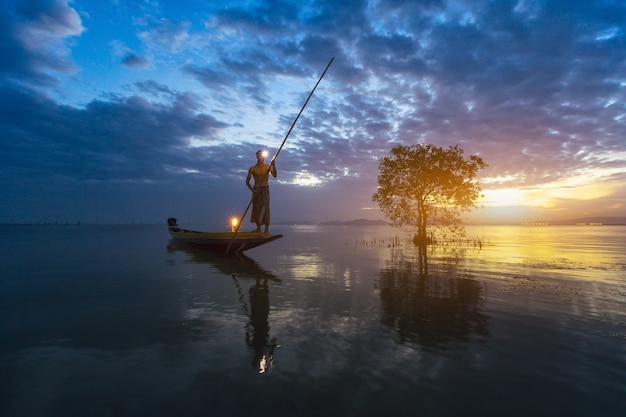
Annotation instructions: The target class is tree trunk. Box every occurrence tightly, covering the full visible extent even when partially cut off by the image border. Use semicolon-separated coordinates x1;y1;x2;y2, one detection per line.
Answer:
413;205;430;247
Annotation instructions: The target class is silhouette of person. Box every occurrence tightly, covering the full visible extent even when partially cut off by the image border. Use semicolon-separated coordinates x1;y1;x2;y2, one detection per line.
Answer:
246;150;277;236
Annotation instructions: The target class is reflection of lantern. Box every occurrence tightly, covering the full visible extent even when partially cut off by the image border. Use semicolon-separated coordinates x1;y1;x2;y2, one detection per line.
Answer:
231;217;238;232
259;354;267;374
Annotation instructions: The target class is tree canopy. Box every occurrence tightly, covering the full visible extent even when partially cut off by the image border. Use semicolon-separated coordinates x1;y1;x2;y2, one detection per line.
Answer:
372;144;487;245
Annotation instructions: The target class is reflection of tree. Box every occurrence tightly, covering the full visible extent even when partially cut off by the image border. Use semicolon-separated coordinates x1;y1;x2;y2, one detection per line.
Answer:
418;243;428;275
377;249;489;351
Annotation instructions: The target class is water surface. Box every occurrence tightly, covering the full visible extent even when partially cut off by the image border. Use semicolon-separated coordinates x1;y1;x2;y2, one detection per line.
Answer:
1;224;624;416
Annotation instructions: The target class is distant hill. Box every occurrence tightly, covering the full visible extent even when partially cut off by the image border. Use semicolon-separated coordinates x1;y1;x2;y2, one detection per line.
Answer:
543;217;626;225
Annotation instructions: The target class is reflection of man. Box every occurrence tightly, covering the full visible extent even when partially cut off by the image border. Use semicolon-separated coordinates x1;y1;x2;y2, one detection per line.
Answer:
246;150;277;237
246;278;279;374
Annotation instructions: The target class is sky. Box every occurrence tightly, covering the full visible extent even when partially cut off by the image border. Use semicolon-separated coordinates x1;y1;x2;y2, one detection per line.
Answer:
1;0;625;226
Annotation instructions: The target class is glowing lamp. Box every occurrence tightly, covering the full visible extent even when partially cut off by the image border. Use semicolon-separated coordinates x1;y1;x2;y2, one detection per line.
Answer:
230;217;238;232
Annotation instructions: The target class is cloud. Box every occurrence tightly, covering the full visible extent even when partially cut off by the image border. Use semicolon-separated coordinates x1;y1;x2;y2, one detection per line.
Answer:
121;53;151;69
0;83;230;185
139;18;192;53
0;0;84;86
1;0;625;223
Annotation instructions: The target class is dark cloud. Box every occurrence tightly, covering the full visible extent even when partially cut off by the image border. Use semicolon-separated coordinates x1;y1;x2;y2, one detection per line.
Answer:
0;84;229;183
122;53;150;68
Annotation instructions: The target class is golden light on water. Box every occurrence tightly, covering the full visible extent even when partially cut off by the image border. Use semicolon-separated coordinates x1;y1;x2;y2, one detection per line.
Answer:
463;225;618;280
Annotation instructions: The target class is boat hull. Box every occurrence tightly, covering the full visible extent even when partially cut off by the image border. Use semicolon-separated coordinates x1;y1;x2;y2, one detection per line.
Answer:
168;227;282;254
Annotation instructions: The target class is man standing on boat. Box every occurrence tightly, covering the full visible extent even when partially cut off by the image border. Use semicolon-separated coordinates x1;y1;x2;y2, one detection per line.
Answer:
246;150;277;236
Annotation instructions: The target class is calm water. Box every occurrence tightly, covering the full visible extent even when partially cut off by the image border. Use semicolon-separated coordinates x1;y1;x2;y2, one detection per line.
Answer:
1;224;624;417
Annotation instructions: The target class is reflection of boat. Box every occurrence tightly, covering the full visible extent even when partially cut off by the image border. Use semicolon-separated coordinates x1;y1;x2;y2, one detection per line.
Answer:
167;239;280;281
167;239;280;282
167;218;283;255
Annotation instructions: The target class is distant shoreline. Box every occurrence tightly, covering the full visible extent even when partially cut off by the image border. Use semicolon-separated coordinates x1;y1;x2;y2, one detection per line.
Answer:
2;216;624;226
276;216;626;226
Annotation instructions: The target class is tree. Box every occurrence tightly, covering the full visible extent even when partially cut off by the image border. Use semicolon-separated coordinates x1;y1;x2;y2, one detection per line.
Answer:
372;144;487;246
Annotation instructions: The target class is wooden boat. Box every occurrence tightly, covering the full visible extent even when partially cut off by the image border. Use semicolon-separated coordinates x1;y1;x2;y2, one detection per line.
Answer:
167;218;282;254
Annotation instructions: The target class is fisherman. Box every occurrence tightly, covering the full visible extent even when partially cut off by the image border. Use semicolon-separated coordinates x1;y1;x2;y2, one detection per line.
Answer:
246;150;277;236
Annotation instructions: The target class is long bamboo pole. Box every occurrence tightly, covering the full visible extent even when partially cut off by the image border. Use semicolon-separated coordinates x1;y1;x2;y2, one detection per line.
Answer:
225;57;334;255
